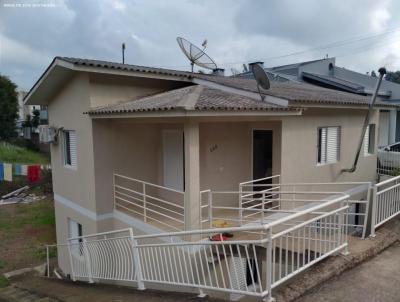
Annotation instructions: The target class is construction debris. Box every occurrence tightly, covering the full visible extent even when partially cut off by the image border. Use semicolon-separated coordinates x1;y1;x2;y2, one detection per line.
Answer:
0;186;45;205
1;185;29;199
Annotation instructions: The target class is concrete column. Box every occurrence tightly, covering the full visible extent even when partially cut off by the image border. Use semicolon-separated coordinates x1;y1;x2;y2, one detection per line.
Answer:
389;109;397;144
184;121;200;231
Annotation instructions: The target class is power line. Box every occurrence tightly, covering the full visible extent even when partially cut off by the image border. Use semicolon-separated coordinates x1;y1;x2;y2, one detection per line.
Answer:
157;26;400;69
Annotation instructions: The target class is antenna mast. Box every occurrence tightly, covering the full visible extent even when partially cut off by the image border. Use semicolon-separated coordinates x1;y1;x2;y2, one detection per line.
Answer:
122;43;126;64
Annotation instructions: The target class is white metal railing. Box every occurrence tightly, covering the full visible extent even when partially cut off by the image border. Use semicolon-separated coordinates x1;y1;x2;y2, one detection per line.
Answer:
211;179;370;238
378;149;400;176
371;175;400;235
48;194;349;301
113;174;185;231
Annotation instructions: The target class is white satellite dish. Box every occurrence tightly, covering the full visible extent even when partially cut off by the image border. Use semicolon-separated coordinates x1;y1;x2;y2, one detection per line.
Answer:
252;63;270;101
177;37;217;72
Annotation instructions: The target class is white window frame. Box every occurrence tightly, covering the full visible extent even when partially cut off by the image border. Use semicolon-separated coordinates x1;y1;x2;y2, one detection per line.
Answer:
62;130;77;169
317;126;341;165
68;218;83;257
364;124;376;156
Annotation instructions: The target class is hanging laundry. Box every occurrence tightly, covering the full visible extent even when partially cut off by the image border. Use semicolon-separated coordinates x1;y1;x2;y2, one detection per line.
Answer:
21;165;28;176
14;163;22;176
3;163;12;181
0;163;3;181
27;165;40;183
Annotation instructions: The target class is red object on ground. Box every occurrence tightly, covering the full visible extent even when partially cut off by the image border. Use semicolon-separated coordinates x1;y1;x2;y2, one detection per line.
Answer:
27;165;40;183
211;234;228;241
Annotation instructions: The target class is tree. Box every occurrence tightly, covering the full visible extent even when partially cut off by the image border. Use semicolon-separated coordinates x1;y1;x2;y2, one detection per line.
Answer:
0;75;18;140
386;71;400;84
32;109;40;128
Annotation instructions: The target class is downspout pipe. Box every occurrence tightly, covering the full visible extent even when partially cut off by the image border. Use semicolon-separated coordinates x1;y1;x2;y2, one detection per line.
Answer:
342;67;386;173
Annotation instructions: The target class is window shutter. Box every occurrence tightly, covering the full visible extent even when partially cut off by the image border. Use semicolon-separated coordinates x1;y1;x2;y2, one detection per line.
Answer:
69;131;77;167
320;128;327;163
364;125;369;156
327;127;339;163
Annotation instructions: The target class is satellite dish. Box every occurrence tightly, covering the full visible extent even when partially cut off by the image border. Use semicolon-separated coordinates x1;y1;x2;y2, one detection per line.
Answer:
252;63;270;101
177;37;217;72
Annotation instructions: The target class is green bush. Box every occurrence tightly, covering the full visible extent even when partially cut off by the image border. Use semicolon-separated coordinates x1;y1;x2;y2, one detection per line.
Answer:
0;275;9;288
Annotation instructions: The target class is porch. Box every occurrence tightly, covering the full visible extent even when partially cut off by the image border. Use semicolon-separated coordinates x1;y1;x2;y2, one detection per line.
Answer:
93;118;282;232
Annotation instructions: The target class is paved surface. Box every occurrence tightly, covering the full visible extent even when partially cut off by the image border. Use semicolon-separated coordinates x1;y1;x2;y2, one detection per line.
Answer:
3;273;222;302
296;242;400;302
0;285;57;302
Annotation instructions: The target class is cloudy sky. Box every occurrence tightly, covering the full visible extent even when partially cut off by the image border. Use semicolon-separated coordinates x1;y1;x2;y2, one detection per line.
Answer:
1;0;400;91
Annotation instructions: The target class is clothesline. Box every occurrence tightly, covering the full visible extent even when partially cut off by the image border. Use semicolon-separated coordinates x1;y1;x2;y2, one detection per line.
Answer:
0;162;51;183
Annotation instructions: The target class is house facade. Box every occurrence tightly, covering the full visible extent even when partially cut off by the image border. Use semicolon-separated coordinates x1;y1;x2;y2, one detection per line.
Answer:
239;58;400;147
24;57;395;295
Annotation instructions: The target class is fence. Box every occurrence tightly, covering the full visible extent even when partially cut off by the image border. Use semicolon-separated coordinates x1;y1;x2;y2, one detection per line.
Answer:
371;175;400;236
113;174;185;231
48;194;349;300
377;149;400;176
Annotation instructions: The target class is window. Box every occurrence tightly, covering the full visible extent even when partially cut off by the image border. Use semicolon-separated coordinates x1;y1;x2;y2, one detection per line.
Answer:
364;124;376;155
317;126;340;164
63;130;77;167
68;219;83;256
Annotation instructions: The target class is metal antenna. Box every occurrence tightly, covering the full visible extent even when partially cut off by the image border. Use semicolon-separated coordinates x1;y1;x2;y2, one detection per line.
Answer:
176;37;217;73
122;43;126;64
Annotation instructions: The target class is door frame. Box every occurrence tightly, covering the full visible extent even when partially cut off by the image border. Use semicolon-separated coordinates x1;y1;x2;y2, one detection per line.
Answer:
250;128;274;181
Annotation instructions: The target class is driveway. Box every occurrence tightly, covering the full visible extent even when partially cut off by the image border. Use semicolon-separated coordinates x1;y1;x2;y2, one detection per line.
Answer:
296;241;400;302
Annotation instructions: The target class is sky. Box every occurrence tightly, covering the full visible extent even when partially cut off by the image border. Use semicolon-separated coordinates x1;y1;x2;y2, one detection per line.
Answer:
1;0;400;91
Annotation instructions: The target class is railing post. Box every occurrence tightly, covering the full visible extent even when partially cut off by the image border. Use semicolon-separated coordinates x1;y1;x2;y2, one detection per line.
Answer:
339;199;349;256
82;238;94;283
262;192;265;223
208;191;213;229
143;183;147;223
113;174;116;210
265;228;274;302
130;229;145;290
46;245;50;278
239;185;243;226
67;240;76;281
370;185;377;237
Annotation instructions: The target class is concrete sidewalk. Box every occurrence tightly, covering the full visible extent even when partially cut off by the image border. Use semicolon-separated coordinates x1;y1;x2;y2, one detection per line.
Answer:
295;241;400;302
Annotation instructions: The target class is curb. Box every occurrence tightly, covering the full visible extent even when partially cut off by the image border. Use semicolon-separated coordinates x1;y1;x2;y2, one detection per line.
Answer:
273;217;400;302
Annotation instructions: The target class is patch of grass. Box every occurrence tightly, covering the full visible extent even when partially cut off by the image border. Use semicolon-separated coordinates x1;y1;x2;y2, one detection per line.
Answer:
0;142;49;164
0;260;6;270
29;244;57;261
0;198;55;231
0;276;9;288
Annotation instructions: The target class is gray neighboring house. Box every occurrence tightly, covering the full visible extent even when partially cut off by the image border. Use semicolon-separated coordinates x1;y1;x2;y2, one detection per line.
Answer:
238;58;400;147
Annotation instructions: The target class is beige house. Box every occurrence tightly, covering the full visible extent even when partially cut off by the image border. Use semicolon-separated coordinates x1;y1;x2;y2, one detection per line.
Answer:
24;57;395;298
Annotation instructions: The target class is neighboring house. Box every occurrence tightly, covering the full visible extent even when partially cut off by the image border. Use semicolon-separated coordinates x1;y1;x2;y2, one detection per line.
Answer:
17;90;49;138
24;57;396;298
238;58;400;147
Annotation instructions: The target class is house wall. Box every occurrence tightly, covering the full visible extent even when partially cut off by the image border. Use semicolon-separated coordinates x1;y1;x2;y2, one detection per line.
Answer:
47;73;100;273
89;73;188;108
280;107;379;184
199;121;282;191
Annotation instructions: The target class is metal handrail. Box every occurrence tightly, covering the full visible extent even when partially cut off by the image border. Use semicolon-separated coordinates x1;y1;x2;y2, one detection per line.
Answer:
114;173;185;231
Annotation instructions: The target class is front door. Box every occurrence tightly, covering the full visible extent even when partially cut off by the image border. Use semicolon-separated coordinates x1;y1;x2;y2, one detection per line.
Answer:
163;130;184;191
252;130;273;190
